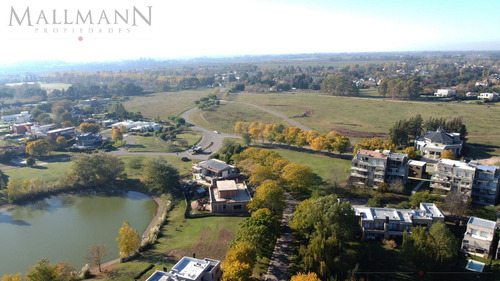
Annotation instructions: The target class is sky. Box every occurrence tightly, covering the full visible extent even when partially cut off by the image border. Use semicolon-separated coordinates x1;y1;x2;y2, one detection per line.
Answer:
1;0;500;65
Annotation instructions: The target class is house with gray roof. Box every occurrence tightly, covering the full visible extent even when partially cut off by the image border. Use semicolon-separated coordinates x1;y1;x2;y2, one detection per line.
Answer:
74;133;102;149
192;159;239;185
353;203;445;240
414;127;462;161
461;217;497;258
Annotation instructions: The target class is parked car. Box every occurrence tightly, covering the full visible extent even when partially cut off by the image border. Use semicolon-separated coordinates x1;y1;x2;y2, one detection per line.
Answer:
181;157;190;162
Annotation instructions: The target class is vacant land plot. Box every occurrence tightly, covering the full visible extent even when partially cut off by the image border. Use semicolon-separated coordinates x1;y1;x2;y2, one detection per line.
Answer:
3;161;71;184
127;130;202;153
189;103;293;133
232;92;500;157
123;89;211;119
98;200;244;281
119;155;197;179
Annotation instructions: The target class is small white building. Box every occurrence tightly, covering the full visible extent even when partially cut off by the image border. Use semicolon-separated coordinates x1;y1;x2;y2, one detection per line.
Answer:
478;92;499;100
1;111;31;124
461;217;496;258
112;120;161;132
145;257;221;281
434;89;456;97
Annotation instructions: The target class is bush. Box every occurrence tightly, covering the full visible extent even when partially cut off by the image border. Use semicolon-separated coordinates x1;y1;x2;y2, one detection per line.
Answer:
367;196;384;207
129;158;143;169
383;239;397;249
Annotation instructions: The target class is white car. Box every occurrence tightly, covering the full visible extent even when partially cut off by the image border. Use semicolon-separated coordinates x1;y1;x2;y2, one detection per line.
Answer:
214;131;220;134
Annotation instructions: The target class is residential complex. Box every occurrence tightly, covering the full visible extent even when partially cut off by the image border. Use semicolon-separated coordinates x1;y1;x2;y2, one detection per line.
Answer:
145;256;221;281
350;149;408;186
430;159;500;205
353;203;445;240
414;127;463;160
461;217;497;258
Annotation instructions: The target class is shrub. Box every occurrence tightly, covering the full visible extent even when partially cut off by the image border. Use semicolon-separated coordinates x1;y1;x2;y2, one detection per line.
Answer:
383;239;397;249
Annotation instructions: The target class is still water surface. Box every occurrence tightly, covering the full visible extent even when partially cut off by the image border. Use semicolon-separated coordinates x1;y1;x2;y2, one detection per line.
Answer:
0;190;157;275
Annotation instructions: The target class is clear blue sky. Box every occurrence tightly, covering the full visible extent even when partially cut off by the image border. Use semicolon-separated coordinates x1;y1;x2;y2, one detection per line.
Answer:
1;0;499;64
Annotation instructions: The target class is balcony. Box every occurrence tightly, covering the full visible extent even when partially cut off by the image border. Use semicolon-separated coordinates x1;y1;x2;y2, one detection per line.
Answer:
351;166;368;172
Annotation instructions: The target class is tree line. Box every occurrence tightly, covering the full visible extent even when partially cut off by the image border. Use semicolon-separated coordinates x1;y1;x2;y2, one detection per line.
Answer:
234;122;350;154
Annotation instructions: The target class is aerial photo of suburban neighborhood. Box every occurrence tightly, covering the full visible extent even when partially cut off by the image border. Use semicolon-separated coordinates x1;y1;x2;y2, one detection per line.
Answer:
2;0;500;280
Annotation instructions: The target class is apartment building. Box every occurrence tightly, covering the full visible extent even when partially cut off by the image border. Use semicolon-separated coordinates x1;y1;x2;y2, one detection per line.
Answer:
461;217;497;258
430;159;500;205
350;149;408;186
353;203;445;240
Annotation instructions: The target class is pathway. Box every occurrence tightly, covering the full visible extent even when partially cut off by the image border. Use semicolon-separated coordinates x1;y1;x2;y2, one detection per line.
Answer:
264;193;300;281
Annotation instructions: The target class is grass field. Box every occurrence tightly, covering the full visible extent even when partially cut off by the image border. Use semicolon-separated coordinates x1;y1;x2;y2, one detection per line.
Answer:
96;199;245;280
230;92;500;157
2;161;71;184
123;89;211;119
127;130;202;153
119;155;197;179
189;103;293;134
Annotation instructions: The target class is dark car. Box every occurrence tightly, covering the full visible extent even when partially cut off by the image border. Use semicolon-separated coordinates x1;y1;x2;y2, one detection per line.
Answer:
181;157;190;162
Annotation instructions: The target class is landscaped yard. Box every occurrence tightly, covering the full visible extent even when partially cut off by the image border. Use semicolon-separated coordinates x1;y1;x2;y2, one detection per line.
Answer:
127;130;202;153
123;89;212;119
2;161;71;184
93;199;245;281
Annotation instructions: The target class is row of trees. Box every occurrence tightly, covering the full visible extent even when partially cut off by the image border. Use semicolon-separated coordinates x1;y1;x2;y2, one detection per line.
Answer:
378;77;422;99
234;122;350;153
320;75;359;96
389;115;468;147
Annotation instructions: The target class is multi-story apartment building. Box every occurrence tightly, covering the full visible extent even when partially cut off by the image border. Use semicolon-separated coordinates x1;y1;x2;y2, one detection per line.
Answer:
350;149;408;186
353;203;445;240
430;159;500;205
461;217;497;258
471;163;500;206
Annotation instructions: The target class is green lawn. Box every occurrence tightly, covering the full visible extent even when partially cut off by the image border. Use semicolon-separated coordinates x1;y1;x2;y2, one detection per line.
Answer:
2;161;71;184
189;103;292;134
95;199;245;280
127;130;202;153
118;155;197;179
123;89;212;119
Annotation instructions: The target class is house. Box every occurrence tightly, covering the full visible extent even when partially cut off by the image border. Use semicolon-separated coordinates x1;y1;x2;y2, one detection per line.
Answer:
145;256;221;281
28;124;55;138
46;127;75;140
478;92;499;100
350;149;408;186
471;163;500;206
434;89;456;97
1;111;31;123
74;133;102;149
475;80;489;87
0;145;25;155
430;159;475;197
192;159;239;185
408;160;426;178
414;127;463;160
112;120;160;132
353;203;445;240
461;217;497;258
12;123;33;134
466;92;478;98
209;180;251;213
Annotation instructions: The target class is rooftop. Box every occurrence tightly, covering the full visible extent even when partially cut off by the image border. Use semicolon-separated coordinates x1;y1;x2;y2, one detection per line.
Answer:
354;203;444;224
172;257;210;280
477;164;499;172
212;181;252;202
216;180;238;191
408;160;427;166
439;159;476;171
198;159;234;172
468;216;496;230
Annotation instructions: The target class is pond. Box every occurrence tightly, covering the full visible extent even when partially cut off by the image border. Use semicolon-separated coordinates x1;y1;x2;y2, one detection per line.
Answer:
0;190;157;275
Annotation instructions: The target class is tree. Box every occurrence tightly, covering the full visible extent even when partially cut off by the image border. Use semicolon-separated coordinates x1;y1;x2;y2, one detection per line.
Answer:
223;242;255;281
403;147;418;160
242;133;252;146
26;259;59;281
56;136;68;150
247;180;286;215
26;157;36;167
112;126;124;142
290;272;321;281
64;152;126;187
0;91;13;107
280;163;314;194
441;149;457;160
444;191;469;217
141;157;181;194
79;122;101;134
26;139;54;157
232;209;281;257
85;243;109;273
116;221;141;259
1;274;23;281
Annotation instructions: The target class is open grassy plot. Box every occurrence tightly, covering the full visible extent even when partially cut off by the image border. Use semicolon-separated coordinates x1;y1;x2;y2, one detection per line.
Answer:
3;161;71;184
119;155;197;179
127;130;202;153
123;89;212;119
97;199;244;281
189;103;292;134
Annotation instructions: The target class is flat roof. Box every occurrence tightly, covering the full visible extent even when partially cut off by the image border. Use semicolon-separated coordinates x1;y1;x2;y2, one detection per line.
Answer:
172;257;210;280
216;180;238;191
353;203;444;224
408;160;427;166
439;159;476;170
468;216;496;230
212;182;251;202
477;164;499;172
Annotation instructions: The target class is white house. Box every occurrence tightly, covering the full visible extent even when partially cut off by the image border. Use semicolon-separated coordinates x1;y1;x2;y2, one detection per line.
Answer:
145;257;221;281
434;89;456;97
478;93;499;100
1;111;31;123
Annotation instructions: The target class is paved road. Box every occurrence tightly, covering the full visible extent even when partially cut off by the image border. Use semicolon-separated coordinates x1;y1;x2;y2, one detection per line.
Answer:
265;193;300;281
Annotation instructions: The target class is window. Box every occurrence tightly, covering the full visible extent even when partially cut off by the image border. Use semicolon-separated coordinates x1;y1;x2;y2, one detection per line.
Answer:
389;223;399;231
375;222;384;230
372;159;376;165
465;172;471;178
364;222;372;229
480;231;489;238
471;229;478;235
